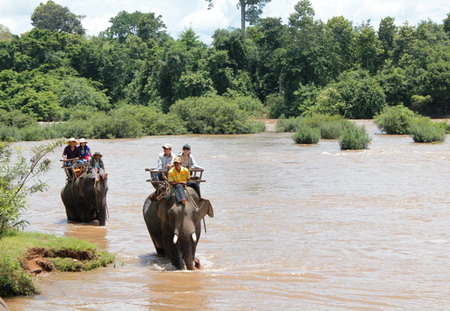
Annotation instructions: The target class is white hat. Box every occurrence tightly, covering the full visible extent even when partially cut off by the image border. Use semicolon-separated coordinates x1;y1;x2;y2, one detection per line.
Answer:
162;143;172;149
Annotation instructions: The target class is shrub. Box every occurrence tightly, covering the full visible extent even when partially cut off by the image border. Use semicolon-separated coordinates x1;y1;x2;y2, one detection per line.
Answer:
339;123;372;150
374;105;418;134
292;124;320;144
0;110;36;128
170;96;265;134
0;140;62;238
408;117;446;143
277;114;351;139
233;96;266;117
276;117;301;132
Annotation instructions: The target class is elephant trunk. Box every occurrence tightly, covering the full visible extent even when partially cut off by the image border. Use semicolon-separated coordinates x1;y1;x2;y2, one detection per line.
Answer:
180;239;195;270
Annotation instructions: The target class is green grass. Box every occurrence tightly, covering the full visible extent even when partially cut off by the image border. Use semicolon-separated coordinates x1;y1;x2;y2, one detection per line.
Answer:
0;231;114;297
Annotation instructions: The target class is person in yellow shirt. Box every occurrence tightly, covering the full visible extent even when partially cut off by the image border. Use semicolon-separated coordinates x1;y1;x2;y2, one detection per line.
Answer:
168;157;200;205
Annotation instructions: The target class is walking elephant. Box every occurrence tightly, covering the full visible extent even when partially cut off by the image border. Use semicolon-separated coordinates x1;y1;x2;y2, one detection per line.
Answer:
143;186;213;270
61;168;108;226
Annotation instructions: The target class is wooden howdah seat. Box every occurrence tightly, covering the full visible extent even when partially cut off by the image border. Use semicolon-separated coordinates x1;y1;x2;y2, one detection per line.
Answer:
61;158;90;181
145;167;205;199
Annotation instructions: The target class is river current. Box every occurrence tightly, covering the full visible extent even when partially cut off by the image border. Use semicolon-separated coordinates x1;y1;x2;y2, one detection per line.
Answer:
4;120;450;310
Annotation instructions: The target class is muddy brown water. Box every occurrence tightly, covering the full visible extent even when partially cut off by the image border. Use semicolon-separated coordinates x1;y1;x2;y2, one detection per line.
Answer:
4;120;450;310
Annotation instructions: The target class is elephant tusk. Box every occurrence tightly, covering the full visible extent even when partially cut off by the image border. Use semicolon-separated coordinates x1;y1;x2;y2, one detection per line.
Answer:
173;234;178;244
192;233;197;242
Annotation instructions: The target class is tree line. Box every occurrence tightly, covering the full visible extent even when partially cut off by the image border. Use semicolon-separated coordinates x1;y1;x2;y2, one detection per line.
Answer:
0;0;449;127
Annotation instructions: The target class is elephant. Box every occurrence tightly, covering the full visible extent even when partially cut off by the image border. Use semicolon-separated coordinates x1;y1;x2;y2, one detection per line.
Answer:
61;168;108;226
143;186;213;270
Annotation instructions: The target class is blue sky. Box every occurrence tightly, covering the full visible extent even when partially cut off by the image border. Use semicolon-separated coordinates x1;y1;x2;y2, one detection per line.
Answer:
0;0;448;43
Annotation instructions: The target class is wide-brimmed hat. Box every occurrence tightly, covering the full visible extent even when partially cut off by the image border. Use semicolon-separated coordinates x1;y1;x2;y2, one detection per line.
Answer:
162;143;172;149
182;144;191;150
79;138;87;143
93;152;103;157
66;137;78;144
173;157;182;163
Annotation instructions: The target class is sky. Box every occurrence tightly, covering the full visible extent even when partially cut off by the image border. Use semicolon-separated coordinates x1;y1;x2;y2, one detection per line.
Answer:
0;0;448;43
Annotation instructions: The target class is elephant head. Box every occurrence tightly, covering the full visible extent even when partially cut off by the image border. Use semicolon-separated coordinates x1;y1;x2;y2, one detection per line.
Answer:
156;186;213;270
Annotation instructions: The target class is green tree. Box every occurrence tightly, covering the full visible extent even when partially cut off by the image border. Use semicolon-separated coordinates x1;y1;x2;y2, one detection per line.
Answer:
0;24;13;42
378;17;397;61
104;11;166;43
335;69;387;118
444;13;450;37
355;21;383;73
206;0;272;38
31;1;85;35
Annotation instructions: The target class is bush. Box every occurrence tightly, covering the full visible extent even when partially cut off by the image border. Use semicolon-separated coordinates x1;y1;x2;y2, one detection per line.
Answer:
408;117;446;143
170;96;265;134
233;96;266;117
276;117;301;132
277;114;351;139
303;114;351;139
374;105;418;134
0;110;36;128
292;124;320;144
339;123;372;150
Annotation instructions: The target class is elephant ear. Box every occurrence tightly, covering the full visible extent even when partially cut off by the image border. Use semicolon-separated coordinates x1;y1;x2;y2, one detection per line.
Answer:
198;199;214;219
157;198;169;222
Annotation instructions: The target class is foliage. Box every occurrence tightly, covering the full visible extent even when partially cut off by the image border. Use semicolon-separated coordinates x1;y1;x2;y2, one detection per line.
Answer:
339;123;372;150
408;117;446;143
0;231;114;296
292;124;320;144
0;140;63;238
31;1;85;35
170;96;265;134
374;105;418;134
277;114;351;139
0;2;449;131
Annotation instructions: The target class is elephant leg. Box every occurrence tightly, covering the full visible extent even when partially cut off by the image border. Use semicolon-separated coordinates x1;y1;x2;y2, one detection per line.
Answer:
151;232;165;255
98;206;107;226
162;233;184;270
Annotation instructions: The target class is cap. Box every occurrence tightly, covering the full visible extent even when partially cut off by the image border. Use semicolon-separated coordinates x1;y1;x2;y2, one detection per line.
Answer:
182;144;191;150
173;157;182;163
162;143;172;149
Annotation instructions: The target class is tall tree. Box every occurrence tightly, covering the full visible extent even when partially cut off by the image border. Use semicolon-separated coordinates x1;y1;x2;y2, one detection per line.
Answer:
0;24;13;42
104;11;166;43
31;1;85;35
205;0;271;38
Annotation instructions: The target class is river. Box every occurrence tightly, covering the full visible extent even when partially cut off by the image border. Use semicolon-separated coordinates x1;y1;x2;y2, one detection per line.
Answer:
4;120;450;310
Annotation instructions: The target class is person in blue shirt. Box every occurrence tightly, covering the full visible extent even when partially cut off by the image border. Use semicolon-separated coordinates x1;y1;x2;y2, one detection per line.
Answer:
78;138;92;163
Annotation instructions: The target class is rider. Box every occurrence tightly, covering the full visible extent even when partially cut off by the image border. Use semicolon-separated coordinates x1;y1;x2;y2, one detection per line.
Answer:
78;138;92;163
168;157;201;205
156;143;176;180
178;144;203;170
90;152;108;181
62;138;81;166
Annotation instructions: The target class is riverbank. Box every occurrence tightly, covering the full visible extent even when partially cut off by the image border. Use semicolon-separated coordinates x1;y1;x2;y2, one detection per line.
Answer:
0;231;114;297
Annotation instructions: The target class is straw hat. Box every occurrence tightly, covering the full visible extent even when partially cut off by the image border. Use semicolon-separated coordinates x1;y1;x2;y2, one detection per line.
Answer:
66;137;78;144
79;138;87;143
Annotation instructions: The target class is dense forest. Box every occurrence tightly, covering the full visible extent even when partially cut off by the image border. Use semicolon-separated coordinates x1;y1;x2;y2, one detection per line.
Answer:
0;0;449;138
